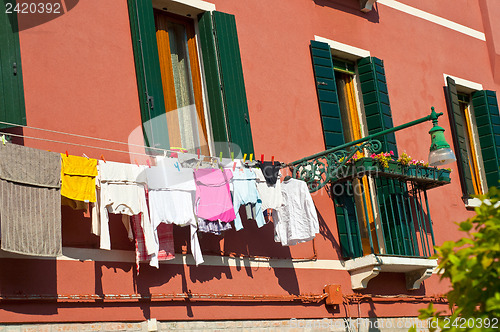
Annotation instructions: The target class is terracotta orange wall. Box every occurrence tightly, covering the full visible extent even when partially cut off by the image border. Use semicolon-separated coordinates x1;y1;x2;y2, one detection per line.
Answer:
1;0;497;322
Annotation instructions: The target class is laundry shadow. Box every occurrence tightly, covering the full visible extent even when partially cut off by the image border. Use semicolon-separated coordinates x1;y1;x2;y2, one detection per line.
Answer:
317;207;342;255
313;0;380;23
0;256;58;314
3;0;81;32
0;126;24;146
61;204;99;248
221;210;301;296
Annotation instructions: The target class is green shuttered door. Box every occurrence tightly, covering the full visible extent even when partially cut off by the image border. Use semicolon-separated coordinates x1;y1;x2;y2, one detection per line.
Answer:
445;76;475;197
472;90;500;189
198;11;254;157
357;57;414;256
127;0;169;149
310;40;362;259
0;0;26;129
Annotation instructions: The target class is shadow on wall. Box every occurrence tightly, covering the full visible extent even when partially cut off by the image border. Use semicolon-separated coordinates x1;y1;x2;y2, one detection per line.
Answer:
3;0;80;32
317;207;343;255
313;0;380;23
0;127;24;146
0;257;58;314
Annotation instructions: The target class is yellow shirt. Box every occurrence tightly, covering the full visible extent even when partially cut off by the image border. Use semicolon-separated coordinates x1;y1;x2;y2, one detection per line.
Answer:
60;154;98;202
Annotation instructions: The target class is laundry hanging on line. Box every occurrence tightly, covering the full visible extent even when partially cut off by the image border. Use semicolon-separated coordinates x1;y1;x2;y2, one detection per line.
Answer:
0;142;320;268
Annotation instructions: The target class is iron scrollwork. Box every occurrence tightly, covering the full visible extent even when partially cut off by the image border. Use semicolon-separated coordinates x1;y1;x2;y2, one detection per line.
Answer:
290;139;382;193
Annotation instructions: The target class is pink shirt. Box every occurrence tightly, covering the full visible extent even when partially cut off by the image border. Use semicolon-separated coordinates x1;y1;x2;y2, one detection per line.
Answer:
194;169;235;222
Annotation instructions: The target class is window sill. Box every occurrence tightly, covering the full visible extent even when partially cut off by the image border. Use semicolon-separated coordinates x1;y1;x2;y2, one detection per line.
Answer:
466;198;500;209
344;254;438;290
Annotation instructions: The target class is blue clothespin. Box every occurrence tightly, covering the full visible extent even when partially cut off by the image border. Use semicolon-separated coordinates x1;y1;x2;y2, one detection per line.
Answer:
174;161;180;172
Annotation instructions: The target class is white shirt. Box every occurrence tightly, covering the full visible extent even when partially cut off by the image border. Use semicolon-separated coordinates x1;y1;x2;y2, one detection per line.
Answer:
275;178;319;246
92;161;157;262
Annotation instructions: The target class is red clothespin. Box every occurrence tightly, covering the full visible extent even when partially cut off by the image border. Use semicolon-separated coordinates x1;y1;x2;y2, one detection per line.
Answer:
271;156;275;165
197;148;201;160
146;159;151;168
261;154;264;163
134;159;139;167
100;154;106;163
232;161;237;171
65;150;69;157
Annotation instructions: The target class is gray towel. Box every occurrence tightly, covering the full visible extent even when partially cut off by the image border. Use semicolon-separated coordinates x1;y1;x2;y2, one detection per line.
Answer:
0;143;62;256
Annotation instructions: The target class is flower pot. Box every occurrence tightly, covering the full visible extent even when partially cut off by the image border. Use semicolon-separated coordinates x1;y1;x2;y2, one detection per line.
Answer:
354;158;379;173
387;160;403;175
437;169;451;182
405;165;417;178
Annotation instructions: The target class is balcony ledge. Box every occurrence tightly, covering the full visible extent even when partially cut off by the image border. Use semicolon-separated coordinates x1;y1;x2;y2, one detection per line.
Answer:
344;254;438;290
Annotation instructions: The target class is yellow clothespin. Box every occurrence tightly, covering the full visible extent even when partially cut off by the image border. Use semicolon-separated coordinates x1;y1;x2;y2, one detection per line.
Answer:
249;154;253;162
1;135;6;145
243;154;247;162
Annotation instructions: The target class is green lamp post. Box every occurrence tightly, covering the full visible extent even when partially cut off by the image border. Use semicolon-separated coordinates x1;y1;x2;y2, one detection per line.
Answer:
428;107;457;166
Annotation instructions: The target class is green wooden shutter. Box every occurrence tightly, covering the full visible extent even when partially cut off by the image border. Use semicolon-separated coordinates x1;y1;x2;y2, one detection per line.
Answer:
127;0;169;150
310;40;344;148
445;76;475;197
0;0;26;129
198;11;253;158
310;40;362;259
472;90;500;189
357;57;397;157
357;57;416;256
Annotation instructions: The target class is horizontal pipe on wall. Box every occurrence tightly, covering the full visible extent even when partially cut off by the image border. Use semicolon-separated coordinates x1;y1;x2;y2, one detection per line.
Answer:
0;292;447;305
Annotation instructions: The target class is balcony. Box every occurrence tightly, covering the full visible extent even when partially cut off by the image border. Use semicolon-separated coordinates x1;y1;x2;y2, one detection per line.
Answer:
289;109;453;289
331;167;446;289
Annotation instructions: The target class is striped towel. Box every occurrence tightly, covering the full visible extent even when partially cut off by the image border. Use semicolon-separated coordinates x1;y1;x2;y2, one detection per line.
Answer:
0;143;62;256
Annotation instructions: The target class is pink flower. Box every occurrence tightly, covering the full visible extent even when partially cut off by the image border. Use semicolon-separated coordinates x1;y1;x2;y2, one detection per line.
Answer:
390;151;394;155
371;153;376;158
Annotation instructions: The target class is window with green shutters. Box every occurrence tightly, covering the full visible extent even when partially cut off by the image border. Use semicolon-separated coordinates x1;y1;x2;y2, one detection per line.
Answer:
127;1;254;157
0;0;26;129
310;40;412;259
444;76;498;198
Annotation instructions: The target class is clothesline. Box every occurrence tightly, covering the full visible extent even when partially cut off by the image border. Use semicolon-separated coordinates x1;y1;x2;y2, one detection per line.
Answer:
0;119;289;166
0;119;170;154
0;130;155;158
